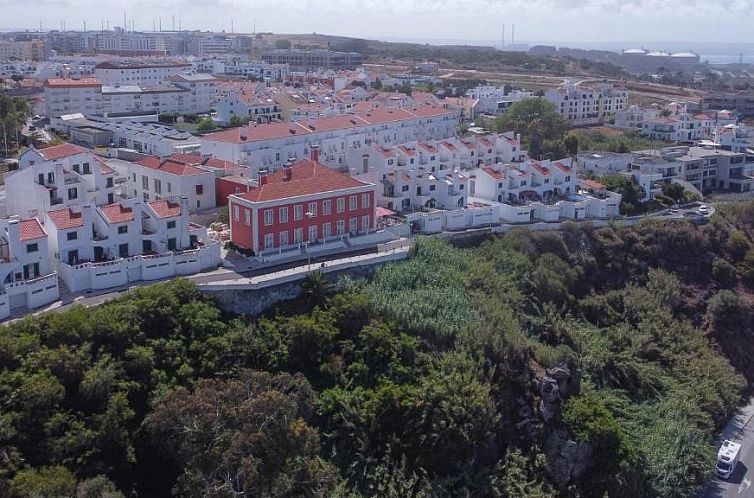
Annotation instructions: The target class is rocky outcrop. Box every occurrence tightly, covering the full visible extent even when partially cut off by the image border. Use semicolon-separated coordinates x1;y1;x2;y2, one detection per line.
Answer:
545;429;593;488
536;362;582;422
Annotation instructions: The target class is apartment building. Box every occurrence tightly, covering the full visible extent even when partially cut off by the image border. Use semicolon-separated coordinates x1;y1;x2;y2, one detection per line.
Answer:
200;104;460;176
642;113;713;142
130;154;217;210
545;81;628;125
614;105;659;130
631;145;754;193
8;144;118;218
380;169;468;213
50;117;202;157
228;151;376;256
469;159;620;222
101;84;191;115
702;93;754;118
44;78;104;118
465;85;534;118
713;124;752;153
45;197;219;292
215;90;283;124
94;60;191;85
0;216;59;319
0;39;46;61
261;49;363;71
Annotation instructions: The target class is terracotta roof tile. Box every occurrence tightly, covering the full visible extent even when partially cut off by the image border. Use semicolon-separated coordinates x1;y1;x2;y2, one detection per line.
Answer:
36;143;89;161
148;199;181;219
135;156;206;176
99;203;134;224
19;218;47;241
47;208;84;230
234;160;372;203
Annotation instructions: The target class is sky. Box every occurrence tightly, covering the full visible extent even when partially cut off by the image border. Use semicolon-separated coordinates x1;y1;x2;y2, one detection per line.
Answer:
1;0;754;48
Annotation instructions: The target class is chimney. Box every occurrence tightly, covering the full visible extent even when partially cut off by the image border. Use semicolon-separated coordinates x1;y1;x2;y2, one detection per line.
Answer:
311;144;320;163
240;126;248;141
283;160;292;181
258;169;268;186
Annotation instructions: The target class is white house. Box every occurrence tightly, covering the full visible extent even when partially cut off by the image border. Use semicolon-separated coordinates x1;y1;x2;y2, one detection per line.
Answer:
8;144;118;218
129;154;217;210
545;81;628;125
94;60;191;86
0;216;59;319
48;197;219;293
199;103;461;176
44;78;104;118
215;90;282;124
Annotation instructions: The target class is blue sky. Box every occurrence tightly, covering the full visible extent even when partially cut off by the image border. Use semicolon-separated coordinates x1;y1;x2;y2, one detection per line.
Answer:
1;0;753;45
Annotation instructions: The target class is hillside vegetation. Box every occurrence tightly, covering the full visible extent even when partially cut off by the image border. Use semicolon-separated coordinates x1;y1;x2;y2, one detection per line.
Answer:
2;201;754;497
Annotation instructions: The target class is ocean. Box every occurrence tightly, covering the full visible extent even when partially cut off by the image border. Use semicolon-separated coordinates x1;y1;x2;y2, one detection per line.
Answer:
702;54;754;65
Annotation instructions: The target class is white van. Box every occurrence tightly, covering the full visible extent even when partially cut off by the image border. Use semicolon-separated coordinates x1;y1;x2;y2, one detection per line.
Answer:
716;440;741;479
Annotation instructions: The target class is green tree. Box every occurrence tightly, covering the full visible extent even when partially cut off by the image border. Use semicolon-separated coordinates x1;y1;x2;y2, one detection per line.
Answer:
564;134;579;157
147;370;338;498
228;114;245;127
493;98;569;158
301;271;336;309
196;117;216;132
9;466;77;498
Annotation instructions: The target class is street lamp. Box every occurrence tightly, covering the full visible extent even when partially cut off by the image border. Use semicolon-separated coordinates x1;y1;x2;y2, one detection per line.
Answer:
305;211;314;272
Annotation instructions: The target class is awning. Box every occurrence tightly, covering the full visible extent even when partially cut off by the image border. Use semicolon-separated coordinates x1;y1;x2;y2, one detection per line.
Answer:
376;207;396;218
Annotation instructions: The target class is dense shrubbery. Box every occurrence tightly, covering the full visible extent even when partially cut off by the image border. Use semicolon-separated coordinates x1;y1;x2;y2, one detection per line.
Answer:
2;205;754;496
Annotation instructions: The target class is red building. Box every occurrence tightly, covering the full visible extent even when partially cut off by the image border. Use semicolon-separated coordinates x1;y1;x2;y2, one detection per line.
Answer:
228;151;376;255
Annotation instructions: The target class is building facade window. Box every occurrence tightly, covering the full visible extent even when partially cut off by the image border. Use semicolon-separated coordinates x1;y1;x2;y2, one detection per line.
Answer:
279;207;288;223
233;205;240;221
322;200;331;215
264;209;273;226
336;220;345;235
294;228;303;244
26;243;38;253
67;231;77;241
167;220;176;229
361;193;370;208
294;204;303;221
349;217;357;234
154;179;161;194
264;233;274;249
308;225;317;242
244;209;251;225
307;202;317;217
141;175;148;189
337;197;345;213
118;225;128;234
362;215;370;230
279;231;289;246
349;195;357;210
323;223;331;238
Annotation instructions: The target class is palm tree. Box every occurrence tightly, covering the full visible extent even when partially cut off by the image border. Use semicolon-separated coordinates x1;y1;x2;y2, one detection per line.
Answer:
301;271;335;309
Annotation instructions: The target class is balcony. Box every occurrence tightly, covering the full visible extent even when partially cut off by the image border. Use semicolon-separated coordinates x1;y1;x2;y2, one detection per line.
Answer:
50;197;63;206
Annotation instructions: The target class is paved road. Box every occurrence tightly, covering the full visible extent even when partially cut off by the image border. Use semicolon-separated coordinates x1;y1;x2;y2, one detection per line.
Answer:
703;397;754;498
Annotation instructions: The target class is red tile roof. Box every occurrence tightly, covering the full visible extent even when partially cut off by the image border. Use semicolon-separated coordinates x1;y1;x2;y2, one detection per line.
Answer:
45;77;102;88
93;157;115;174
135;156;206;176
99;203;134;224
168;153;244;172
19;218;47;241
531;162;551;176
36;143;89;161
148;199;181;219
481;166;505;180
580;179;606;190
47;208;84;230
202;105;456;145
419;143;437;153
553;161;572;173
234;160;372;203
